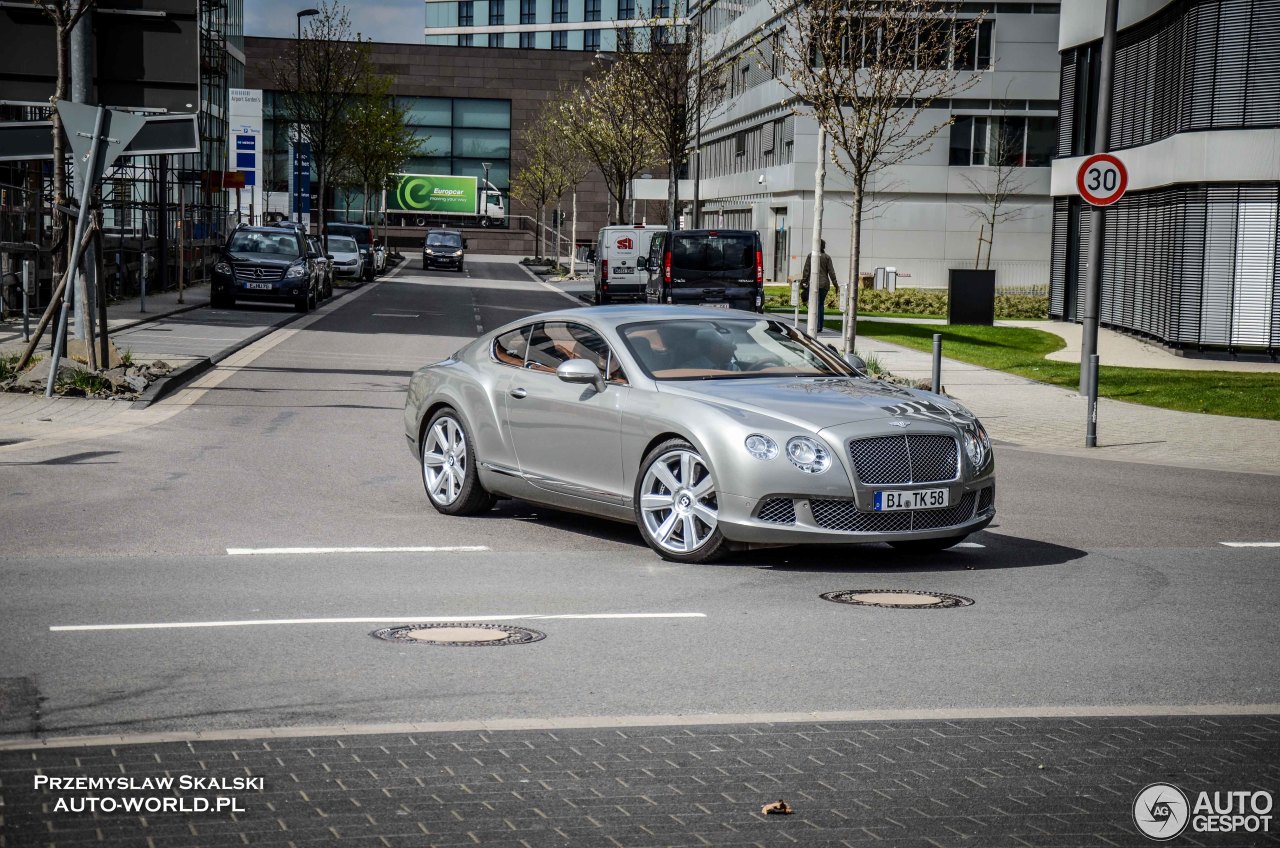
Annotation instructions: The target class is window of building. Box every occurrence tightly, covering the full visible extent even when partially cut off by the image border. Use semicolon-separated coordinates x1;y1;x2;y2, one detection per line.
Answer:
584;28;600;51
458;0;473;26
489;0;504;24
390;96;512;195
618;0;635;18
954;19;994;70
520;0;535;24
551;29;567;48
520;31;535;47
552;0;567;23
950;115;1056;167
489;33;503;47
585;0;600;20
458;33;474;46
653;0;669;15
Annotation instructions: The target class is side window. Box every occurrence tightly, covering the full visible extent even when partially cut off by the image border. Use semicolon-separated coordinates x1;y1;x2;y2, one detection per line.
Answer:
525;321;575;372
493;325;531;367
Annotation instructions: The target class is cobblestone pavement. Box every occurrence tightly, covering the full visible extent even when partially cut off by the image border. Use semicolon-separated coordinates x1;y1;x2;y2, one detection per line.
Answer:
2;714;1277;847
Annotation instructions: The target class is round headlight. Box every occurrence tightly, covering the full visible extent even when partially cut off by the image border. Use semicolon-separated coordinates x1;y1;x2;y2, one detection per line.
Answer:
786;436;831;474
963;422;991;468
214;261;231;275
744;434;778;460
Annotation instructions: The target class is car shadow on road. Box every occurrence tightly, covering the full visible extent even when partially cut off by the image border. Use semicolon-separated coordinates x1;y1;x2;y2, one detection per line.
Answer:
730;531;1086;573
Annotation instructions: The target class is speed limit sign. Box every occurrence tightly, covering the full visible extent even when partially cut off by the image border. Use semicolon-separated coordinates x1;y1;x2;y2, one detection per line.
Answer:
1077;153;1128;206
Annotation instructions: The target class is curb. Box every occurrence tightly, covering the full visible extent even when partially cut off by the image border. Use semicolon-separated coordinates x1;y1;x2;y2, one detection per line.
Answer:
130;283;367;409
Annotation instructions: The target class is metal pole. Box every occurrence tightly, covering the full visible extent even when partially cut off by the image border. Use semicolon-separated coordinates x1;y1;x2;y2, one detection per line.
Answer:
931;333;942;394
1086;354;1099;447
1080;0;1119;395
140;219;148;312
70;2;94;345
22;259;32;341
692;6;703;230
295;13;303;225
45;105;106;397
178;183;185;304
806;125;827;338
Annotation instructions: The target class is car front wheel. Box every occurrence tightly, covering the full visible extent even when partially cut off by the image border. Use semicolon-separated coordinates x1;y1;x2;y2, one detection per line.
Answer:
635;439;728;563
421;409;494;516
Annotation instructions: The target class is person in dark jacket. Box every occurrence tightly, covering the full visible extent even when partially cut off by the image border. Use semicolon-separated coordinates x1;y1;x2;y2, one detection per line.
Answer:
800;240;838;311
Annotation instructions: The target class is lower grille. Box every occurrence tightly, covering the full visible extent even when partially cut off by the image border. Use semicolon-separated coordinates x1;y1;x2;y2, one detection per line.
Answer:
810;492;977;533
756;498;796;525
977;484;995;513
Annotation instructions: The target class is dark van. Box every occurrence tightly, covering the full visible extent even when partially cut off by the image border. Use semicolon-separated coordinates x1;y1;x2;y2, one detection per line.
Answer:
643;229;764;312
324;222;377;281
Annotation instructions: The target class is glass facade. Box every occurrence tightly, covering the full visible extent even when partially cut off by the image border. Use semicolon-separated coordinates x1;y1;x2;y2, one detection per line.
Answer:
520;31;535;47
584;29;600;51
520;0;535;24
552;0;567;23
551;30;567;49
396;96;512;191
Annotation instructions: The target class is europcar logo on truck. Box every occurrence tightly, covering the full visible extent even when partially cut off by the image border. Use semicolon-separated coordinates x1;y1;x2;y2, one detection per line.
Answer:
392;174;477;215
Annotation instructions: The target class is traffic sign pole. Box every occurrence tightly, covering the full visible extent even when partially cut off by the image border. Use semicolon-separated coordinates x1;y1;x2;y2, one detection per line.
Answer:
1080;0;1120;444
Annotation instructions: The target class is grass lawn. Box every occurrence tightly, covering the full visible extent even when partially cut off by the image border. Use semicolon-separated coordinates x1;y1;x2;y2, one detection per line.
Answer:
837;321;1280;421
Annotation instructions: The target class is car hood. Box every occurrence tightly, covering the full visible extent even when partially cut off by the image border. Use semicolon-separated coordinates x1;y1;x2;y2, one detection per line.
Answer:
656;376;972;430
330;251;360;261
228;255;295;269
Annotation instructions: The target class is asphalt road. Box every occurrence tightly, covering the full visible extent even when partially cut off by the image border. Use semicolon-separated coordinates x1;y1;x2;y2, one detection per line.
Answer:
2;256;1278;740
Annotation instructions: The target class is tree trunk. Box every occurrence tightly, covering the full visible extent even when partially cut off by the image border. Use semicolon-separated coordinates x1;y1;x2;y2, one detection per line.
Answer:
806;126;827;338
841;182;864;356
50;26;69;287
666;151;678;229
536;205;544;259
362;179;369;225
569;187;578;280
985;197;997;269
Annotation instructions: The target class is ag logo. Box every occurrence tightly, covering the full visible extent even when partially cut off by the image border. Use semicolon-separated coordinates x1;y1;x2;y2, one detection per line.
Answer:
1134;783;1190;841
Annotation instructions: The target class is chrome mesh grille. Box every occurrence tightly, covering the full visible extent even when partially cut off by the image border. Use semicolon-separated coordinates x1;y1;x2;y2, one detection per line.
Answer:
848;434;958;484
977;485;995;513
756;498;796;525
235;266;285;281
810;492;977;533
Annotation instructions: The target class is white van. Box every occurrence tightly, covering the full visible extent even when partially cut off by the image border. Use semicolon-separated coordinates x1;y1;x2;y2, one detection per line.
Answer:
593;224;667;304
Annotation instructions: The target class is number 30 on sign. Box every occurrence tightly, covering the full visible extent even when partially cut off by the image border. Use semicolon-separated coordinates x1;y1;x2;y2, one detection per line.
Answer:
1076;153;1128;206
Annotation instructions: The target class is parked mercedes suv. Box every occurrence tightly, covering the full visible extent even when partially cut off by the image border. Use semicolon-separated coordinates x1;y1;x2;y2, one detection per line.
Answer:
643;229;764;312
211;225;320;312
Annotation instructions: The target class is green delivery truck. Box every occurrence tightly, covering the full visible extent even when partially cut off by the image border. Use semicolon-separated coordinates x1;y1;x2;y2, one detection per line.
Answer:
386;173;506;228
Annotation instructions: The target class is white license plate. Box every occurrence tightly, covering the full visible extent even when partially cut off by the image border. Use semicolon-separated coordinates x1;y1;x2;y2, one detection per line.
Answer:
874;488;949;511
244;281;273;290
704;302;731;309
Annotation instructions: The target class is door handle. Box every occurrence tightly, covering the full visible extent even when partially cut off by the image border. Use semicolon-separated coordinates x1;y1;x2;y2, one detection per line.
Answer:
509;387;527;399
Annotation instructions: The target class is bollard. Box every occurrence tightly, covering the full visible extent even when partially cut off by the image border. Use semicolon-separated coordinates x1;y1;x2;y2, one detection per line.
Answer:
1086;353;1099;448
931;334;942;394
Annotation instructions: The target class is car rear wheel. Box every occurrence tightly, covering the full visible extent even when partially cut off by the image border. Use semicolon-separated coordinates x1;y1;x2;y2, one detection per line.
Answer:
421;409;494;516
635;439;728;563
888;534;969;553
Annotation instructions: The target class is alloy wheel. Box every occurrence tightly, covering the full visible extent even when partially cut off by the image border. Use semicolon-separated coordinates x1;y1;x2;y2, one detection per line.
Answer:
640;448;718;554
422;416;468;506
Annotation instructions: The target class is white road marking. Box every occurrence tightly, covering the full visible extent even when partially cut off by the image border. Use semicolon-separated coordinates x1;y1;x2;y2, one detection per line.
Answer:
954;542;985;548
50;613;707;632
1220;542;1280;547
225;545;490;556
373;313;421;318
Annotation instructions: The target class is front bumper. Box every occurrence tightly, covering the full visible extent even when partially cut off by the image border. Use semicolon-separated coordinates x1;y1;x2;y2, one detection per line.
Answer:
424;253;463;268
716;481;995;545
333;263;363;279
213;272;309;302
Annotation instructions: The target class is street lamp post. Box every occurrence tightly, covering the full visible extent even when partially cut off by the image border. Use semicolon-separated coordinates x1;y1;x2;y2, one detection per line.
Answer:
295;8;319;225
691;0;718;230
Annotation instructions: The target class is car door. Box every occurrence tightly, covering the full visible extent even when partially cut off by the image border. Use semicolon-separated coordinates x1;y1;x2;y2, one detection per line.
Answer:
503;321;627;506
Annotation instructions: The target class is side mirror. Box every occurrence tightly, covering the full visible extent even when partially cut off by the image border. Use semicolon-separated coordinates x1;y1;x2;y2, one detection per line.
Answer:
844;352;868;374
325;254;335;260
556;358;605;392
463;239;469;249
637;257;648;271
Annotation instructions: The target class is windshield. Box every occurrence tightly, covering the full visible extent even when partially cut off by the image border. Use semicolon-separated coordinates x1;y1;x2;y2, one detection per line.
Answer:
226;231;300;259
672;233;755;273
328;236;358;252
426;232;462;247
619;318;855;380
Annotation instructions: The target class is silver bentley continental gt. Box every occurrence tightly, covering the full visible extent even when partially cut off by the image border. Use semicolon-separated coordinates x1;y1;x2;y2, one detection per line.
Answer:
403;306;995;563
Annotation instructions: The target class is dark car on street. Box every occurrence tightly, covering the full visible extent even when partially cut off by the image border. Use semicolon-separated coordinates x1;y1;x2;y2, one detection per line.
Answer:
422;229;466;272
325;222;378;281
211;226;320;312
643;229;764;312
308;236;334;300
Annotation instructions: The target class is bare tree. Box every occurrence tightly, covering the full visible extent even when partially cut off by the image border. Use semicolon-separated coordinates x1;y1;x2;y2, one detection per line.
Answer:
510;105;573;259
549;99;593;279
271;1;373;239
34;0;98;280
339;74;421;225
557;67;659;224
959;115;1030;269
613;0;726;228
771;0;983;352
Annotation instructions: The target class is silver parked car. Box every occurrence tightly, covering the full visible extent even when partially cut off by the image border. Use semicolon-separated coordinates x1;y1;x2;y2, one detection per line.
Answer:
403;307;995;563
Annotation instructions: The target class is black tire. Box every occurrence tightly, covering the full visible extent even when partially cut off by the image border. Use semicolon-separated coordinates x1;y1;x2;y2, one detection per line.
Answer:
420;408;495;516
480;217;491;228
634;438;729;564
294;294;310;313
889;534;969;554
422;254;428;267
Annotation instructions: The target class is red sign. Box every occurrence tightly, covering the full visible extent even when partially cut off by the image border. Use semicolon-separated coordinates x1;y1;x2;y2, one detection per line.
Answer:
616;236;634;250
1076;153;1128;207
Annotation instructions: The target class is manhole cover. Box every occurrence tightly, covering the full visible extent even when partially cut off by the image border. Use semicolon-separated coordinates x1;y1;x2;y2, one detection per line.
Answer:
371;623;546;646
820;590;974;609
